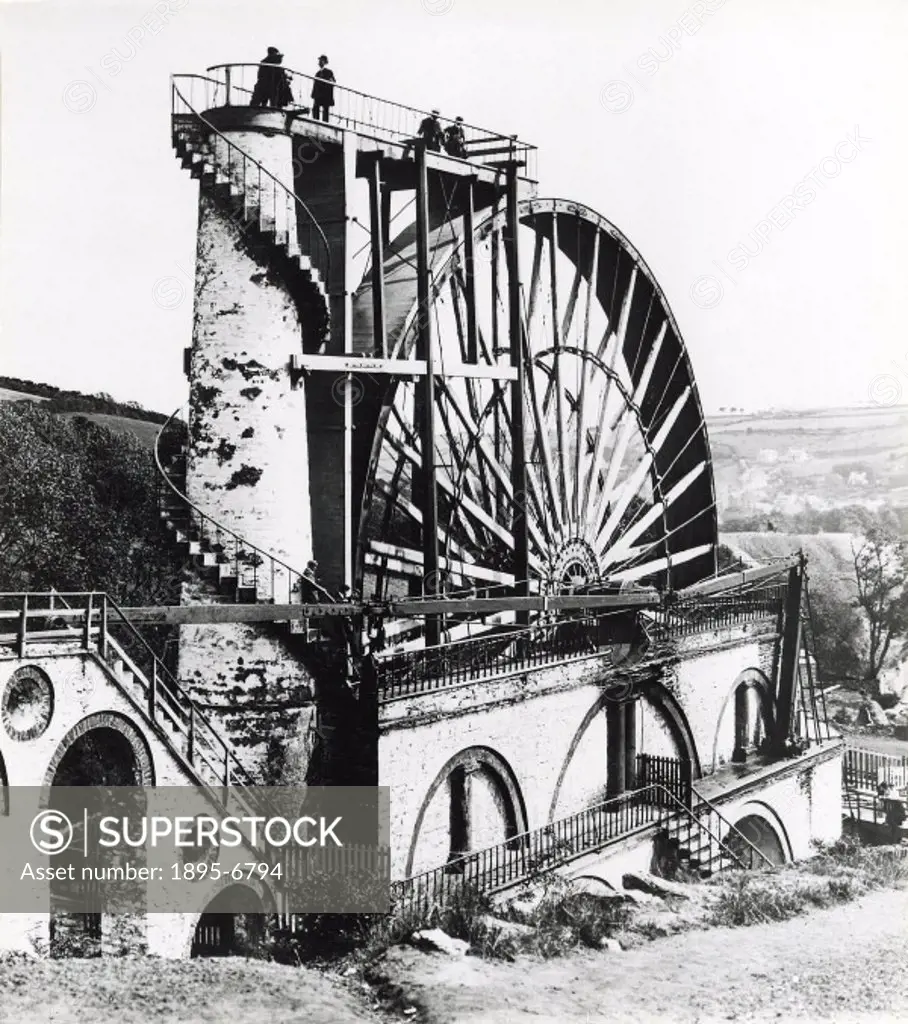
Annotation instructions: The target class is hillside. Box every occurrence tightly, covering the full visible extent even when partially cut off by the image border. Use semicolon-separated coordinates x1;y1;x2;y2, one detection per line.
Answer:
0;379;166;449
708;404;908;519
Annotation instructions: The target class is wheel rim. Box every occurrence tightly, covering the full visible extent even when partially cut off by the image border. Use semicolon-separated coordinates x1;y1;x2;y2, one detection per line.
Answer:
354;198;716;650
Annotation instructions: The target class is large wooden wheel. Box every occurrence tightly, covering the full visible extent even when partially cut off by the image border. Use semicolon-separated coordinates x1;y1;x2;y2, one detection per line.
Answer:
353;197;716;651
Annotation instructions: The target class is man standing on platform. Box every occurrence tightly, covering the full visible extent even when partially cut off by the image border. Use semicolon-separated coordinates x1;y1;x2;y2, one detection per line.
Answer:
417;109;444;152
444;116;467;158
311;55;336;122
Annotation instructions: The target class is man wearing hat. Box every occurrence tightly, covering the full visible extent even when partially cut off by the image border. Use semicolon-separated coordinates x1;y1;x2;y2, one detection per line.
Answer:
311;55;336;122
251;46;294;109
444;115;467;158
417;109;444;152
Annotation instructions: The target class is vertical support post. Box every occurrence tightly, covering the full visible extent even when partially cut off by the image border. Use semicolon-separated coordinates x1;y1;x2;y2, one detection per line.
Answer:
99;596;108;661
774;564;804;753
187;705;195;765
367;156;388;358
624;698;638;790
504;163;529;625
83;592;94;649
17;595;28;659
380;182;392;250
606;699;627;798
414;142;441;647
463;177;478;364
224;67;232;107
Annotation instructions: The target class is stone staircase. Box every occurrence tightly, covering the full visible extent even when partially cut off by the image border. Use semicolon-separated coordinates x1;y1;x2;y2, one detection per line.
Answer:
657;790;774;877
171;108;330;346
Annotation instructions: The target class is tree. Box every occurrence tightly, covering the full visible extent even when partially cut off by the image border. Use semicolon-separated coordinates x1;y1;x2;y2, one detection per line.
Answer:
808;584;864;682
851;526;908;686
0;401;184;604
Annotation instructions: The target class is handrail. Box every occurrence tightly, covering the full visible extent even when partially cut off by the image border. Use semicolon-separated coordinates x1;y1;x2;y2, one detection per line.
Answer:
394;781;771;911
195;62;538;177
170;76;333;289
154;406;336;607
689;783;775;870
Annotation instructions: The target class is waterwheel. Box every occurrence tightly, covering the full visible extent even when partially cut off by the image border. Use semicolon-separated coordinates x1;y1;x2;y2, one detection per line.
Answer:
353;197;716;651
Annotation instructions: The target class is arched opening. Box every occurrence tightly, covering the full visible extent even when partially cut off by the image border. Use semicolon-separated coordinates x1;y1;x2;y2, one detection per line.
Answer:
45;716;153;958
727;813;787;866
406;747;528;877
713;670;772;771
191;885;267;958
53;727;141;787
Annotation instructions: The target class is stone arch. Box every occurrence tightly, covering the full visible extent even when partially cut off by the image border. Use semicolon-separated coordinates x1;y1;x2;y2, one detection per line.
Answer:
405;746;528;878
549;681;701;821
189;880;275;958
712;669;773;771
639;680;701;778
724;800;793;865
42;711;155;791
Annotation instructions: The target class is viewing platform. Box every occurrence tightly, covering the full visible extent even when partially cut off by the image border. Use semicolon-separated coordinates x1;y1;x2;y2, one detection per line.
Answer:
172;63;539;188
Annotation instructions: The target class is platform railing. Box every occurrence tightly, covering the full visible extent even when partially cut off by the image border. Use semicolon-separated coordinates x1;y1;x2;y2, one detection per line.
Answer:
648;583;787;639
0;592;263;803
171;76;332;291
392;780;771;919
843;745;908;792
187;62;538;179
376;584;787;699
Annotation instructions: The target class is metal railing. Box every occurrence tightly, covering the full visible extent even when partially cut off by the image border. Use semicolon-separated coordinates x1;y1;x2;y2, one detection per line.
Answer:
0;592;263;805
649;583;787;639
393;780;772;918
636;753;692;807
171;76;332;291
155;408;336;610
170;63;538;180
844;745;908;793
376;583;787;699
681;784;776;872
393;785;664;917
376;612;605;698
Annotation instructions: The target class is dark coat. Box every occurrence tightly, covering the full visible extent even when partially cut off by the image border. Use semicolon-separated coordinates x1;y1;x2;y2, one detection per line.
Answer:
251;55;294;108
418;115;444;151
311;67;336;107
444;123;467;158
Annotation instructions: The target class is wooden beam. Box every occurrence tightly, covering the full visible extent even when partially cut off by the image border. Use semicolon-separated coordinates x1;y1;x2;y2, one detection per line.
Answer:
116;591;661;625
505;162;529;623
415;142;441;646
677;557;798;598
773;563;803;752
366;155;388;358
289;353;516;380
463;177;478;364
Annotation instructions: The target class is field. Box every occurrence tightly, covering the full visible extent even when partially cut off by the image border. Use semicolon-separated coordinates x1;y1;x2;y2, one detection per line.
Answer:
708;404;908;516
0;387;162;449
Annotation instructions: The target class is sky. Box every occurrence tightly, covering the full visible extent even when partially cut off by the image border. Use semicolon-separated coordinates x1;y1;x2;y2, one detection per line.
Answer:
1;0;906;417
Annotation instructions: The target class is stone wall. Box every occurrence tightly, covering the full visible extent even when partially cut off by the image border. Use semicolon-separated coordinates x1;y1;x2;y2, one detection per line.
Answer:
379;623;782;879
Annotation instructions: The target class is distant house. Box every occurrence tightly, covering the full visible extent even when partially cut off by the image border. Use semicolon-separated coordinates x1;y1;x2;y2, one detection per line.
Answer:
847;471;869;487
758;448;779;464
787;448;809;463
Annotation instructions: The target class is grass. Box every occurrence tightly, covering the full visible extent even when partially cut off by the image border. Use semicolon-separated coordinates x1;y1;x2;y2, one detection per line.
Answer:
360;837;908;967
707;836;908;928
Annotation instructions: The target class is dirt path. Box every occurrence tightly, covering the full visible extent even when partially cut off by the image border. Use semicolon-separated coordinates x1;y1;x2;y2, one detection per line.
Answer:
380;886;908;1023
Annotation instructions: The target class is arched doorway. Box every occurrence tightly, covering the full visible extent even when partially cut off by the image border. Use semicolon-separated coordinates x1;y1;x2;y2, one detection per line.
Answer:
406;747;528;877
191;885;267;957
45;714;154;957
726;813;788;866
713;670;772;770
